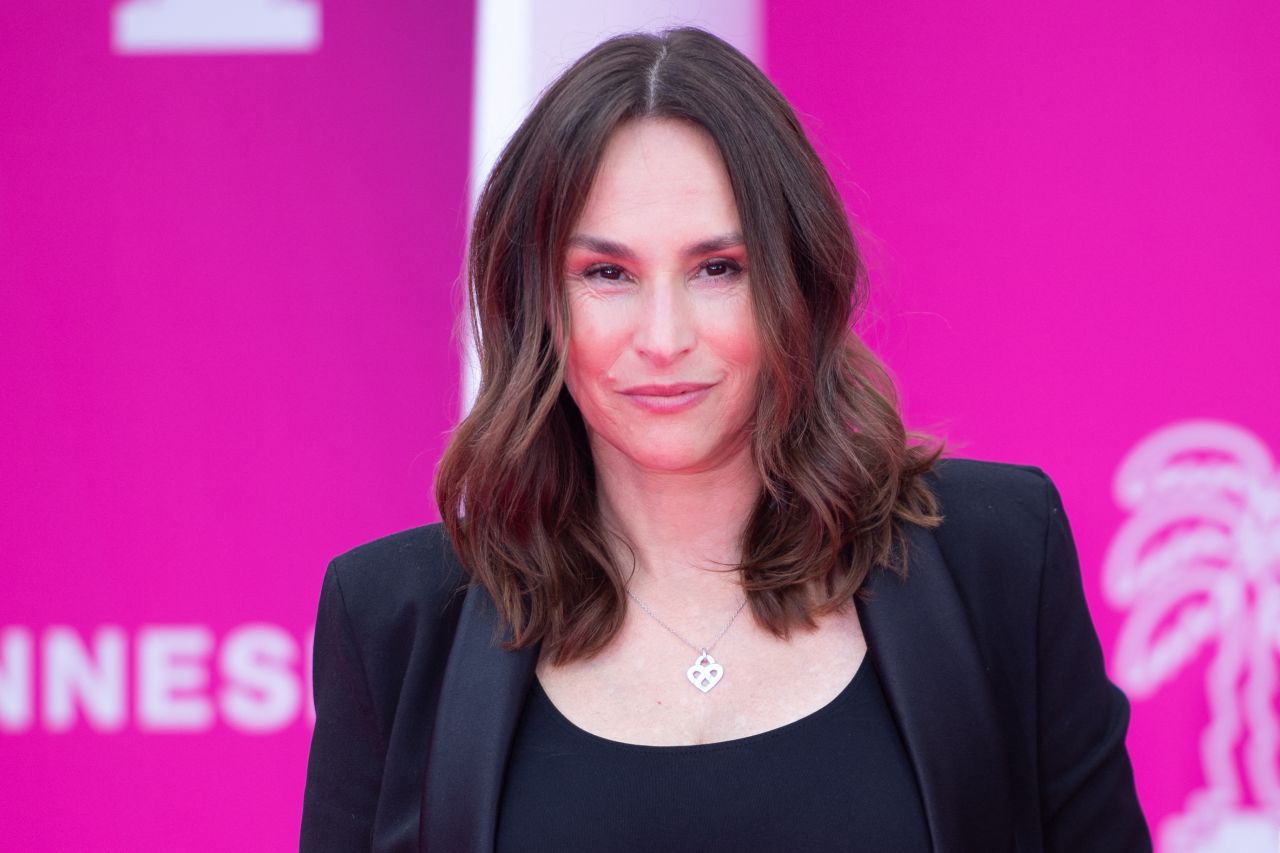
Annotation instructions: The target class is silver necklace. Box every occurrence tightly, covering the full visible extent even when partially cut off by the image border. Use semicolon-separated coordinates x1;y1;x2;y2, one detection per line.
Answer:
624;588;749;694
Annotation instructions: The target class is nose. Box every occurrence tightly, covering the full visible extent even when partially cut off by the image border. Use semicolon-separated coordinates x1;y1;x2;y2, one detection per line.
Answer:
632;277;695;366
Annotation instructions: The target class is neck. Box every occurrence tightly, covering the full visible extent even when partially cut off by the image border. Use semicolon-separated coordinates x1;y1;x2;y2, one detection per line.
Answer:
590;436;761;606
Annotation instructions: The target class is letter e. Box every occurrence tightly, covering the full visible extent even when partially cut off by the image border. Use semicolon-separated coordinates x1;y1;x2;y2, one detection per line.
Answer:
137;626;214;731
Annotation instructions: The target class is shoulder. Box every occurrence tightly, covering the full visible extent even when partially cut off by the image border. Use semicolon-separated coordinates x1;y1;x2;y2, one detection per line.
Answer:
924;456;1055;519
305;523;471;836
323;522;469;642
916;457;1070;631
922;456;1061;564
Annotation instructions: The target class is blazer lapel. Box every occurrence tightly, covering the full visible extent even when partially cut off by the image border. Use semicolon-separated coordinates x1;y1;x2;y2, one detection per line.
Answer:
420;581;538;853
855;522;1021;853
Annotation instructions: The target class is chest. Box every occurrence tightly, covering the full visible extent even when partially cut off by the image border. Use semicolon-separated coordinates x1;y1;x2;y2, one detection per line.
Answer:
534;602;867;746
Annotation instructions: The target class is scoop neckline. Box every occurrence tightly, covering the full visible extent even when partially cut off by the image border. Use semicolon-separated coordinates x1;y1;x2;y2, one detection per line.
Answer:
530;655;870;753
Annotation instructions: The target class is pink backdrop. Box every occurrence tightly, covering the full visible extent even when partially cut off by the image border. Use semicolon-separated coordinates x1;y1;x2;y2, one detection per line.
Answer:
2;1;1277;850
1;2;474;850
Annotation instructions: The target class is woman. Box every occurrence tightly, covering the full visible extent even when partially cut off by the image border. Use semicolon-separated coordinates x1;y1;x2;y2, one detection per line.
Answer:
301;27;1151;852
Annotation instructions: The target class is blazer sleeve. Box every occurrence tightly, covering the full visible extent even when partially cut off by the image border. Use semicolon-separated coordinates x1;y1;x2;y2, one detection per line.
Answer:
300;560;387;852
1035;473;1152;851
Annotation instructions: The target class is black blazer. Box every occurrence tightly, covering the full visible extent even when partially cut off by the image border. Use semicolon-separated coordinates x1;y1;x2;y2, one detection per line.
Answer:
300;458;1152;852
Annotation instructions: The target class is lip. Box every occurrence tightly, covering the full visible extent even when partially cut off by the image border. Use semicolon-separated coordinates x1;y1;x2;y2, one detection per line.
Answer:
619;382;716;413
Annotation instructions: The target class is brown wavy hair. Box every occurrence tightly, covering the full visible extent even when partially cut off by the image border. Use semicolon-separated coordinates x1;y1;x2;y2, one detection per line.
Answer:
435;27;945;664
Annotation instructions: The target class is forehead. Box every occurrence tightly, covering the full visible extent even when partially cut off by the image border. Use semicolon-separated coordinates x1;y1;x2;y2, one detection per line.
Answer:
573;118;741;241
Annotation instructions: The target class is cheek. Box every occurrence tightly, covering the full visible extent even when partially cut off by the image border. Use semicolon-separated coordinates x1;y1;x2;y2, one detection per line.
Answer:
565;304;628;392
706;301;762;373
570;293;633;353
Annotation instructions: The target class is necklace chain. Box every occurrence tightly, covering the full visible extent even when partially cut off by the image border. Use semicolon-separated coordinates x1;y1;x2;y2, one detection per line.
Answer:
624;587;748;655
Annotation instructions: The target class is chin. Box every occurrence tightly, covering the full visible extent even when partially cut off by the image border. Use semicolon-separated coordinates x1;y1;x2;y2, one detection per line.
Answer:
590;421;751;474
619;439;735;474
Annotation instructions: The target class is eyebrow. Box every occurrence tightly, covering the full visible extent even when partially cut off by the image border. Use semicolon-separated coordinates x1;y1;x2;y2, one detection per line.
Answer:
567;232;745;260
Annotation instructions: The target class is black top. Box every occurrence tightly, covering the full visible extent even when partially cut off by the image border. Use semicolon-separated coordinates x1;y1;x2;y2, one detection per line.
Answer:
495;656;932;852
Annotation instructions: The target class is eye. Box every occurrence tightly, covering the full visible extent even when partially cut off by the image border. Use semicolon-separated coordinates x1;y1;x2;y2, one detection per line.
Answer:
697;258;744;281
580;263;630;283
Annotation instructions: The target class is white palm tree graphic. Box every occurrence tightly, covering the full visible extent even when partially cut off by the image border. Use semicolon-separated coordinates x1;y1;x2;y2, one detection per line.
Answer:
1104;419;1280;852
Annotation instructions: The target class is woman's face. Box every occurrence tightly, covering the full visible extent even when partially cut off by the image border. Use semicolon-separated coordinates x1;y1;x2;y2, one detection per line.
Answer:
562;118;761;475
